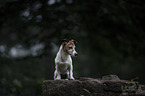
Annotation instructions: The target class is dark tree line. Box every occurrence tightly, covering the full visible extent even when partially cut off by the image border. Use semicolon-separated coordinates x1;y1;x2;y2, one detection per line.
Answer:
0;0;145;96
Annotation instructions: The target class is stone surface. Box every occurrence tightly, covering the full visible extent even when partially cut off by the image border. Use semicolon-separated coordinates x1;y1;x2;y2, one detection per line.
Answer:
42;74;145;96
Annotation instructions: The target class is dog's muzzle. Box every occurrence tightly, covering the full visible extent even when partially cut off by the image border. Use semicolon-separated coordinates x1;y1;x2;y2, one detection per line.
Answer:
74;53;78;56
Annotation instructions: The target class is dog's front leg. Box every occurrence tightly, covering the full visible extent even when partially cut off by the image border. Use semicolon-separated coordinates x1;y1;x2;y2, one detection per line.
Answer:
54;64;61;80
54;70;61;80
68;65;74;80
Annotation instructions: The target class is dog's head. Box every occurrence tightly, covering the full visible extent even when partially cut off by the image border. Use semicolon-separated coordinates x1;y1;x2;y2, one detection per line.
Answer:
62;39;78;56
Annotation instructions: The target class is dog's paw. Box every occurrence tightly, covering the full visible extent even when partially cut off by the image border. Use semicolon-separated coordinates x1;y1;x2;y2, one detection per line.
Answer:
54;78;61;80
69;77;75;80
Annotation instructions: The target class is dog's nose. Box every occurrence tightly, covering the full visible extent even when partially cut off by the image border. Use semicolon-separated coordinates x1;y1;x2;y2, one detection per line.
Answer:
75;53;78;56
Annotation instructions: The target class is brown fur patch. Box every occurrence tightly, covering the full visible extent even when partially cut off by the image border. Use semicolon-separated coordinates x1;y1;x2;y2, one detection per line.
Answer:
62;40;76;54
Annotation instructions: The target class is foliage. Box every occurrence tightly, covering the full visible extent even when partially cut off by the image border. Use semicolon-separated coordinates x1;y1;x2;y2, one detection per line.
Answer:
0;0;145;95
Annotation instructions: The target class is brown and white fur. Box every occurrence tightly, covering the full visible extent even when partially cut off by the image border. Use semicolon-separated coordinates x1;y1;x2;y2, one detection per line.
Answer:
54;39;78;80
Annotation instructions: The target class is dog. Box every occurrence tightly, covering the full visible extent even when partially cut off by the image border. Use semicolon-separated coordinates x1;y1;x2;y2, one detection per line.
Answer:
54;39;78;80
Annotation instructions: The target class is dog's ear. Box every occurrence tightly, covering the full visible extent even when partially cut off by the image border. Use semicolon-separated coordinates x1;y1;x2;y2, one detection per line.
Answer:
74;40;78;44
62;39;68;47
71;40;78;44
62;38;68;43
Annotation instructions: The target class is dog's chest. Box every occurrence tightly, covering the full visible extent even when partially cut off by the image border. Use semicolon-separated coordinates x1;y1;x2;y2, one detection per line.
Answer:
57;55;72;73
61;54;72;63
61;56;67;62
58;63;69;73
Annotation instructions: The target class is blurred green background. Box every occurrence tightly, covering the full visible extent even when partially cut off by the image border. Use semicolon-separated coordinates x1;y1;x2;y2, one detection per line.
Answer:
0;0;145;96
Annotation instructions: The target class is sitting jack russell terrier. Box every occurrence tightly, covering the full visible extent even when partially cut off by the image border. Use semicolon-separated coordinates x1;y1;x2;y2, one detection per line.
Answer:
54;39;78;80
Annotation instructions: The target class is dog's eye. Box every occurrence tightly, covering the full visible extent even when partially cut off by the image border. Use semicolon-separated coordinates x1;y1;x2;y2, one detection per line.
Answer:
69;47;72;49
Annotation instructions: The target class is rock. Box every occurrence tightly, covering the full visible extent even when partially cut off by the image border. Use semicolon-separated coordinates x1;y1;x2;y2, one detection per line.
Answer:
42;74;145;96
102;74;120;81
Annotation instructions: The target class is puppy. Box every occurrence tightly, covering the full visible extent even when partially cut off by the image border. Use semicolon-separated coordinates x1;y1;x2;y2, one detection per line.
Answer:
54;39;78;80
